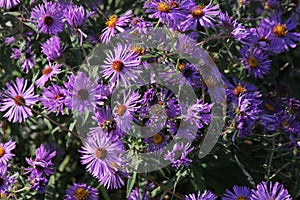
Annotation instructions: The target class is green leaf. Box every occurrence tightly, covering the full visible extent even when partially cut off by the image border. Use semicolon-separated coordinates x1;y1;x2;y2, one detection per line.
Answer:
126;172;137;198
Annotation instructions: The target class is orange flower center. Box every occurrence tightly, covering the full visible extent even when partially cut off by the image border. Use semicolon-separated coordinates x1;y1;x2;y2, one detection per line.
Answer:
95;147;107;160
74;187;89;200
157;2;171;13
105;15;118;29
14;95;25;106
53;94;62;100
170;1;179;8
130;45;145;55
77;89;89;100
273;23;288;37
44;15;54;26
42;66;53;75
116;104;127;117
247;56;258;68
191;5;205;18
152;133;163;144
233;84;247;96
112;60;124;72
0;146;5;158
236;197;248;200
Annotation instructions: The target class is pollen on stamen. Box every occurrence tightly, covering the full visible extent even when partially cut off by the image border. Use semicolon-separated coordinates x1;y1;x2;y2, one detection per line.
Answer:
74;187;89;200
14;95;25;106
105;15;118;29
191;5;205;18
273;23;288;37
157;2;171;13
248;56;259;68
42;66;53;75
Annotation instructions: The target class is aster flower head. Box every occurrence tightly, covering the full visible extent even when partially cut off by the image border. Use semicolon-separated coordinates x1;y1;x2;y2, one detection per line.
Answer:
40;83;68;116
21;48;35;73
180;0;219;31
164;142;194;169
245;26;272;51
99;167;129;190
41;36;64;62
185;190;217;200
222;185;252;200
130;17;153;34
36;63;61;88
65;183;98;200
0;0;19;9
250;181;291;200
100;10;132;43
144;130;169;153
0;167;16;194
31;1;64;35
128;187;151;200
0;78;38;123
0;140;16;166
260;11;300;54
79;129;126;179
64;5;93;29
100;43;141;87
29;176;49;194
66;72;99;114
241;45;272;78
10;48;21;59
25;144;56;178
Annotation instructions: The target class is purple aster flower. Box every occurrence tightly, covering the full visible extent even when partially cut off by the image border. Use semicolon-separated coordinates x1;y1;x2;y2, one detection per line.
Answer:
218;12;249;41
100;10;132;43
130;17;153;34
31;1;64;35
128;187;151;200
66;72;98;113
99;167;129;190
241;45;272;78
264;0;279;10
260;11;300;54
250;181;291;200
40;83;68;116
112;90;141;132
29;176;49;194
36;63;61;88
235;92;262;137
79;129;126;179
65;183;98;200
10;48;21;59
41;36;64;62
222;185;252;200
100;43;141;87
142;88;158;105
164;142;194;169
25;144;56;178
144;130;169;153
21;48;35;73
94;106;124;137
180;0;219;31
185;190;217;200
0;140;16;166
0;167;15;194
0;78;38;123
0;0;20;9
245;26;272;51
5;36;15;46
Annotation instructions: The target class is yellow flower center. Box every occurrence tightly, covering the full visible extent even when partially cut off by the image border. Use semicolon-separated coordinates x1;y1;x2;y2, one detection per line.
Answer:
42;66;53;75
95;147;107;160
236;197;248;200
233;83;247;96
157;2;171;13
170;1;179;8
273;23;288;37
247;56;258;68
0;193;6;199
281;121;289;128
177;61;186;71
14;95;25;106
191;5;205;18
105;15;118;29
112;60;124;72
152;133;163;144
116;104;127;117
0;146;4;158
74;187;89;200
130;45;145;55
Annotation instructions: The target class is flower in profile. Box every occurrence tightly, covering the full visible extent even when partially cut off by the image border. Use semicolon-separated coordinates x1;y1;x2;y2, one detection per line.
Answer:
4;36;15;46
185;190;217;200
0;78;38;123
29;176;49;194
164;142;194;169
21;48;35;73
0;140;16;166
129;17;153;34
246;26;272;51
100;43;141;87
0;0;20;9
65;183;98;200
264;0;279;10
240;45;272;78
40;83;68;116
250;181;291;200
222;185;252;200
128;186;151;200
180;0;219;31
10;48;21;59
31;2;64;35
113;90;141;132
41;36;64;62
25;144;56;178
0;167;16;194
99;167;129;190
66;72;98;113
36;63;61;88
79;129;126;179
260;11;300;54
100;10;132;43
